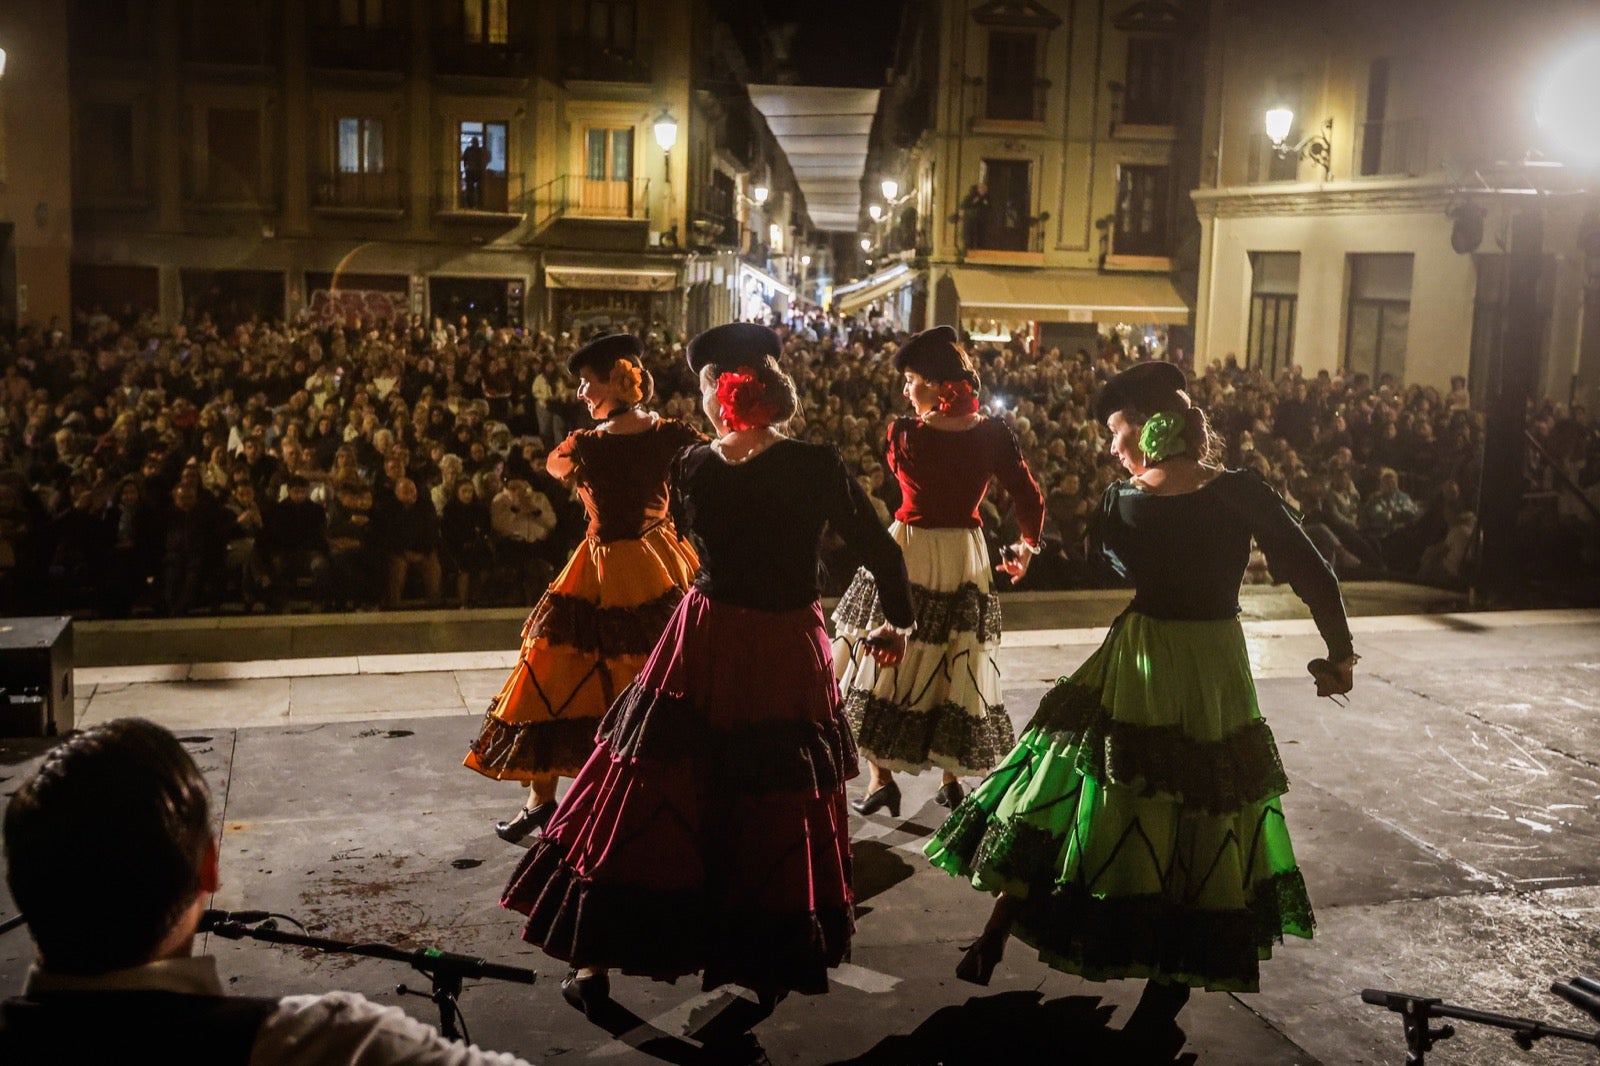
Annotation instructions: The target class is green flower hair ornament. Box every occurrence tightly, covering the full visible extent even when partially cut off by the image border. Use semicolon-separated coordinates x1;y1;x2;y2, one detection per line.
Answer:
1139;411;1189;463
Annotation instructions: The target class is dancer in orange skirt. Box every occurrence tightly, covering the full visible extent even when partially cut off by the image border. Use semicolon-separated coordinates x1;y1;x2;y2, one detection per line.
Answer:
464;333;701;842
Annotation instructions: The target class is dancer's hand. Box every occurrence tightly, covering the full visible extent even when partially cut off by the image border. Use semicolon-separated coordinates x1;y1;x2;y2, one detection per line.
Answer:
864;624;906;667
1307;656;1355;702
995;542;1032;581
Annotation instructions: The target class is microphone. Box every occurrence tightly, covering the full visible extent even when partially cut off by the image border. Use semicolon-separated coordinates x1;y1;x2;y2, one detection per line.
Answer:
199;909;274;931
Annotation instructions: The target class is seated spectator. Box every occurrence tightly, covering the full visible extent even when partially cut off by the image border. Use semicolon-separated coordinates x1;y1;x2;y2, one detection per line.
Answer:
159;480;220;616
375;476;441;607
326;479;379;610
0;717;532;1064
489;477;555;603
256;475;328;610
439;477;495;609
222;479;266;608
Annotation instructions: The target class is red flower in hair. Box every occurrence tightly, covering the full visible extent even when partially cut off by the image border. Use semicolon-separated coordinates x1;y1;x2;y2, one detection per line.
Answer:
935;379;980;417
716;368;781;431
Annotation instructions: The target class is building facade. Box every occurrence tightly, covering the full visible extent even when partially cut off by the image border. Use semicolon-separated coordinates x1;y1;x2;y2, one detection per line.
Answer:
0;2;73;333
904;0;1202;356
1193;0;1600;406
64;0;808;335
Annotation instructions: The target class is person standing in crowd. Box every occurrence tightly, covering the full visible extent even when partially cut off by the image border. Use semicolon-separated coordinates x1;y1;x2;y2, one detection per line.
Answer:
439;476;495;609
834;325;1044;819
501;323;914;1020
925;361;1355;1058
374;476;441;608
463;334;701;844
0;718;531;1065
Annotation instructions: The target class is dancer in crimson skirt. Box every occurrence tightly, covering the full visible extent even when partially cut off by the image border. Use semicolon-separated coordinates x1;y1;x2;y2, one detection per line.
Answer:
501;322;916;1016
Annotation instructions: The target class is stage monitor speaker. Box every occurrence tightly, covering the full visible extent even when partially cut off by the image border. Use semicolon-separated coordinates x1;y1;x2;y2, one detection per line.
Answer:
0;617;74;738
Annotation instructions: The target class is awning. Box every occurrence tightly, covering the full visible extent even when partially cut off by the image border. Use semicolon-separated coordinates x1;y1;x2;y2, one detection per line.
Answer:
747;85;881;232
833;263;913;315
544;265;678;291
737;260;794;300
948;267;1190;324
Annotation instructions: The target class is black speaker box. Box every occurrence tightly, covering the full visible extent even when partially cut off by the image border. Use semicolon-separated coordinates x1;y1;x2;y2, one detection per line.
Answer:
0;617;74;737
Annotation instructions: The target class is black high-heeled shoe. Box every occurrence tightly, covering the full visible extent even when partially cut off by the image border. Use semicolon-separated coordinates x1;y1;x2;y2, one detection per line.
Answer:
495;801;555;843
934;780;964;808
850;780;901;818
560;968;610;1016
955;927;1008;986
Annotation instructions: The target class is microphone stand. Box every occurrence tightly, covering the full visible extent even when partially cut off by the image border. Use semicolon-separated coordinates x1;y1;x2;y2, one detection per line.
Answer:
203;913;536;1042
1362;987;1600;1064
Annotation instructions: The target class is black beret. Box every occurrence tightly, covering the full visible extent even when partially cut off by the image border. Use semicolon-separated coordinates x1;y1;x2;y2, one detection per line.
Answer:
1092;361;1189;423
892;325;975;384
686;322;781;376
566;332;642;376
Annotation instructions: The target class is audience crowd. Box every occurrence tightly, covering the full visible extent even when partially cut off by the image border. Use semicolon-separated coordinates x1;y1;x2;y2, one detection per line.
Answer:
0;305;1595;619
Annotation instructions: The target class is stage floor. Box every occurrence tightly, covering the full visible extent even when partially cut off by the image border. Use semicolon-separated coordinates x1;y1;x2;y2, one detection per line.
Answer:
6;607;1600;1065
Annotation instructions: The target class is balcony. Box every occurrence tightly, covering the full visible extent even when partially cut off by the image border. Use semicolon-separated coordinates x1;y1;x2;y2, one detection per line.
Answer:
313;170;407;216
309;24;409;72
435;169;526;218
953;204;1050;263
559;38;649;84
689;208;738;250
1358;118;1431;178
532;175;652;226
434;40;534;79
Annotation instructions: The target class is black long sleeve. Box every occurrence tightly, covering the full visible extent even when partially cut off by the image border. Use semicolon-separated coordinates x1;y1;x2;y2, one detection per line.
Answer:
823;451;915;629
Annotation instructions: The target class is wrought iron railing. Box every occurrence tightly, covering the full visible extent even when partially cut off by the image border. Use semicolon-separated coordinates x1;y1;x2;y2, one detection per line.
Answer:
313;170;407;212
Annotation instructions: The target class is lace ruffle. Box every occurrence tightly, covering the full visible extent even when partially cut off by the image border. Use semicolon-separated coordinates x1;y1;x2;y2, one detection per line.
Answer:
842;689;1014;776
600;684;859;794
503;840;852;994
1025;681;1290;814
833;572;1003;646
522;586;684;657
465;710;602;779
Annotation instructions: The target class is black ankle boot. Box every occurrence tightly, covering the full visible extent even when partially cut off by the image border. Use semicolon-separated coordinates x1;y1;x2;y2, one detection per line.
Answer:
935;780;964;808
495;801;555;843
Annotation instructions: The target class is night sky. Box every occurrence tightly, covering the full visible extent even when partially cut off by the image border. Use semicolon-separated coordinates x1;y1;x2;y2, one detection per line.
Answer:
713;0;907;87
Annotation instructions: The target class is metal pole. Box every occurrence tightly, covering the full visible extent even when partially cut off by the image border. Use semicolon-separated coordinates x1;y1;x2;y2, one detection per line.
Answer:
1474;207;1544;603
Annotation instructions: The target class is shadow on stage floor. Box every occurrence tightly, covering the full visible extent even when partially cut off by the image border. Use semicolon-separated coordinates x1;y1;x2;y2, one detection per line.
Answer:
825;988;1195;1065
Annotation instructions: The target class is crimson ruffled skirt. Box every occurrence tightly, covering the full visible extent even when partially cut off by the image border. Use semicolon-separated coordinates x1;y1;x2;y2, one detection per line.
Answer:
501;589;859;996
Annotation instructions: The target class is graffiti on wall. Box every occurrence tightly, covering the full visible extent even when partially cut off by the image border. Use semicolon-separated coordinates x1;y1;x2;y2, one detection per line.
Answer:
307;287;409;325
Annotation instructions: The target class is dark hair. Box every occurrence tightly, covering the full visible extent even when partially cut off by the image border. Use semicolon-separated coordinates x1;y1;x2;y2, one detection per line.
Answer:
698;356;800;427
1120;398;1225;467
4;719;213;975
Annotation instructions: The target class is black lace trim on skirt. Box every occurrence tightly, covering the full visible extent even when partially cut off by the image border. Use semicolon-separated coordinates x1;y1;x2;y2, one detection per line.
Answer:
466;711;602;778
525;587;684;657
1025;682;1290;814
503;838;852;995
842;689;1014;774
834;572;1002;646
599;684;860;795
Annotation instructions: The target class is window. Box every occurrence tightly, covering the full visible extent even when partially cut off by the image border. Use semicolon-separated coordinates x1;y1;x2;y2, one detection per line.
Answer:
463;0;508;44
1122;37;1175;125
1345;254;1414;380
206;108;262;201
1358;57;1427;176
985;31;1040;121
337;117;384;173
1113;165;1170;256
1247;252;1299;377
457;120;508;210
581;127;635;215
969;158;1032;252
330;0;389;26
78;102;142;199
586;0;636;55
1360;58;1391;177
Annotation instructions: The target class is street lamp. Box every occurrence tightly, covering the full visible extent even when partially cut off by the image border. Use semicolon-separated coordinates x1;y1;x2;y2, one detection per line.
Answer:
859;237;872;252
867;203;883;221
0;47;8;79
652;109;678;155
652;109;678;247
1264;107;1333;179
881;179;898;202
750;184;769;206
1536;39;1600;164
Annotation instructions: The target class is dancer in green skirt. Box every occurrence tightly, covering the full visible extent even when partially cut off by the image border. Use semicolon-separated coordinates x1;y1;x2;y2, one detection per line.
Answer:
926;361;1356;1058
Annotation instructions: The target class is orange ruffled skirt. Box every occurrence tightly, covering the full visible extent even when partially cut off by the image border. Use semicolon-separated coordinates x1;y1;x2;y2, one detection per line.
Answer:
464;523;698;781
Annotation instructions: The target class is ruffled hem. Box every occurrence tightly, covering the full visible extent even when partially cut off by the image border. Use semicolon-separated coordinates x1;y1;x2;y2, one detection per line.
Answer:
463;712;603;781
600;683;859;795
841;689;1014;776
502;842;852;995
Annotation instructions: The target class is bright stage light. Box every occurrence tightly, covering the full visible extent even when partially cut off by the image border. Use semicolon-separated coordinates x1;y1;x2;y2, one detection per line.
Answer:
1537;39;1600;164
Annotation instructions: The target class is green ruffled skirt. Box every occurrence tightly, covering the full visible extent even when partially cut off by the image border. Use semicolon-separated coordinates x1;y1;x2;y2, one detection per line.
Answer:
925;611;1314;992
